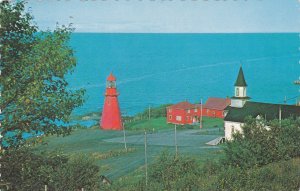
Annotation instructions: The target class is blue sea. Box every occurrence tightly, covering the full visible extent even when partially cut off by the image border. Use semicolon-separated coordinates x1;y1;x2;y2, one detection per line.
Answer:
67;33;300;117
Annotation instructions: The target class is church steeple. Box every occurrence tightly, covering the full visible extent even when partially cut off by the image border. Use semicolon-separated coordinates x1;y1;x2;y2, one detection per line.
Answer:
234;66;247;87
231;66;250;108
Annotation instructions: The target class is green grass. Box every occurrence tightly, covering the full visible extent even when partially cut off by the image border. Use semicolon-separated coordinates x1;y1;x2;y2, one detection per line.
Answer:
201;117;224;128
125;117;173;131
125;116;224;131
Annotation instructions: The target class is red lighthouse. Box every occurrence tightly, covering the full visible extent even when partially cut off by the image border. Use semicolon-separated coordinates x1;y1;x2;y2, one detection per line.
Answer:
100;73;123;130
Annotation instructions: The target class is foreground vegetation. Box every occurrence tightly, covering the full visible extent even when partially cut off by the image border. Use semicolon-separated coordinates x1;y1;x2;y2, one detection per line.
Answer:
108;154;300;191
4;144;300;190
108;117;300;190
2;148;100;190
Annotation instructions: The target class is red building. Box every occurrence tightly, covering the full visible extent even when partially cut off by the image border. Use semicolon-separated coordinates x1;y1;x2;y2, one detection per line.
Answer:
166;98;231;125
100;73;123;130
202;97;231;118
166;101;199;125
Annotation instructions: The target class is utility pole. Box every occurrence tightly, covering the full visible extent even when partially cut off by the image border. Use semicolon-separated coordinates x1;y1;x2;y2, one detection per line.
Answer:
148;105;151;120
174;124;178;157
284;96;287;104
144;130;148;187
200;99;203;129
279;105;282;128
294;77;300;106
123;122;127;152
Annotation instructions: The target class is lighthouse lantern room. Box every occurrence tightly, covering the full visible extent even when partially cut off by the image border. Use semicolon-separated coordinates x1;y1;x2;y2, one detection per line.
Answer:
100;73;123;130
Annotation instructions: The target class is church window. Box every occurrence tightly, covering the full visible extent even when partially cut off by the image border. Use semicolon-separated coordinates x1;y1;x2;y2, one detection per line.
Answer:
236;88;239;96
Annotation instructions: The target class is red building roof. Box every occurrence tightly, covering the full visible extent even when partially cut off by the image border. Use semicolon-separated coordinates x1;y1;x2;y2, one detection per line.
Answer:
203;97;231;110
167;101;195;110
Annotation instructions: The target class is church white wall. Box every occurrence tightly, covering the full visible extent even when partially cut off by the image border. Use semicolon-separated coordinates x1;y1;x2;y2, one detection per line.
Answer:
224;121;244;140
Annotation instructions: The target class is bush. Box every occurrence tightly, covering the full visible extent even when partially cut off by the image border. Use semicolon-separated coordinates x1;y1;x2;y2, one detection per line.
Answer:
216;158;300;191
1;148;100;190
140;151;201;191
223;117;300;168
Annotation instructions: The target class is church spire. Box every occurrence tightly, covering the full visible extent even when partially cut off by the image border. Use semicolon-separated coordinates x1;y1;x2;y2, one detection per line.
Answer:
231;66;250;108
234;66;247;87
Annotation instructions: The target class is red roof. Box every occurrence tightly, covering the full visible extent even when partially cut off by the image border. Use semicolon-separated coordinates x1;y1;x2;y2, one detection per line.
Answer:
168;101;195;110
203;97;231;110
107;73;116;81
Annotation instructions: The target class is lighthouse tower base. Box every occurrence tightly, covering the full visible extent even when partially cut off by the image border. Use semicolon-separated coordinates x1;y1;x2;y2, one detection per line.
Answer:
100;96;123;130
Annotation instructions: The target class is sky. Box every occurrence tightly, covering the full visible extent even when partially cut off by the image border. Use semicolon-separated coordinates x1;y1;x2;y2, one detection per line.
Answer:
25;0;300;33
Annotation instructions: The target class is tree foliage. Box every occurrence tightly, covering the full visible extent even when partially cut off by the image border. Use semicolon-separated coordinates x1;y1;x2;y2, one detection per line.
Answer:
137;104;171;119
216;158;300;191
139;151;200;191
0;1;84;148
1;148;101;191
223;117;300;168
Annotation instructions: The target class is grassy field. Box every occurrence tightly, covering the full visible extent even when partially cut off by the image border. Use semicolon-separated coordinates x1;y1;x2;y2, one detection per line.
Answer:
125;116;224;131
33;116;224;180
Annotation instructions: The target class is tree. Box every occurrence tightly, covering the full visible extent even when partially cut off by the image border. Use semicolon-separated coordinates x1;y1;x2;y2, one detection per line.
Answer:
0;1;84;148
223;117;300;168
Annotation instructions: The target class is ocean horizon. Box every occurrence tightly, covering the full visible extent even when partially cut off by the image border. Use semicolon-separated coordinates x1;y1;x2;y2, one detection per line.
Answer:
67;33;300;116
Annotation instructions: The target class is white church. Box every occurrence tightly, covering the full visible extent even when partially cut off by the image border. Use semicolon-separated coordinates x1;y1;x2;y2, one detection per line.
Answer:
224;66;300;140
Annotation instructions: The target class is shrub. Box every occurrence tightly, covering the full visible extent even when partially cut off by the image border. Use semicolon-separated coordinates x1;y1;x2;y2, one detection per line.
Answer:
216;158;300;191
1;148;100;190
223;117;300;168
140;151;201;190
